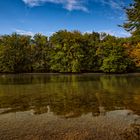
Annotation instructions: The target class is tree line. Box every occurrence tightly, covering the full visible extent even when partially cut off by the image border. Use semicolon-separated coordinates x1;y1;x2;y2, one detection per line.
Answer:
0;0;139;73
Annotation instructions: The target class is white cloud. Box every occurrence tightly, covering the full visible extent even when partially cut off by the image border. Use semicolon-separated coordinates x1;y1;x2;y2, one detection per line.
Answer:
15;29;34;36
22;0;88;12
14;29;130;38
22;0;126;12
15;29;56;37
94;0;125;10
83;29;130;37
98;29;131;37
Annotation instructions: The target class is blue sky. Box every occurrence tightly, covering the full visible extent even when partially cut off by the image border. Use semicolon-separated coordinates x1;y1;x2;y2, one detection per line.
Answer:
0;0;132;37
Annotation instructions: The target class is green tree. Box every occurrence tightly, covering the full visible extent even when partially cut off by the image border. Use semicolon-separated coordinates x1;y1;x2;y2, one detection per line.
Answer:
50;30;84;72
0;30;137;73
96;35;119;69
31;34;50;72
0;33;32;73
100;46;135;73
123;0;140;37
82;32;100;72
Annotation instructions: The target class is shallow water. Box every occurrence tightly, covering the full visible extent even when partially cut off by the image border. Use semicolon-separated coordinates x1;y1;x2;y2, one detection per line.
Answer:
0;73;140;140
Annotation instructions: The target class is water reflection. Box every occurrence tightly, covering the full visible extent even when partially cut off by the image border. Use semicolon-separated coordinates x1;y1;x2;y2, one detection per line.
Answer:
0;74;140;140
0;74;140;118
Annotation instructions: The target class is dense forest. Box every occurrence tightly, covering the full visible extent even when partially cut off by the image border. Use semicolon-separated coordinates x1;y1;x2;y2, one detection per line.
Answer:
0;0;140;73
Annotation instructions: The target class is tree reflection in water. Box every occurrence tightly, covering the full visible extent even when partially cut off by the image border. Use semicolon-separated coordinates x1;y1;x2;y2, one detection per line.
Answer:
0;74;140;139
0;74;140;117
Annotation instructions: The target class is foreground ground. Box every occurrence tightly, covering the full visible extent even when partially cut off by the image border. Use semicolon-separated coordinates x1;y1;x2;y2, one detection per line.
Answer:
0;109;140;140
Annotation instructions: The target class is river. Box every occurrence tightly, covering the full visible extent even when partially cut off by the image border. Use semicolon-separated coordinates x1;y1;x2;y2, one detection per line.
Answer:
0;73;140;140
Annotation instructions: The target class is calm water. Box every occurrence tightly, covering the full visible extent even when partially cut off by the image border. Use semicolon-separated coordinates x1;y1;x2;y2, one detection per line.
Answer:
0;74;140;140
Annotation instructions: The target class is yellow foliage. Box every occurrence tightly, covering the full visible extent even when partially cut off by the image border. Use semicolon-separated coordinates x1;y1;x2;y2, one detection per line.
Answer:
130;43;140;67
